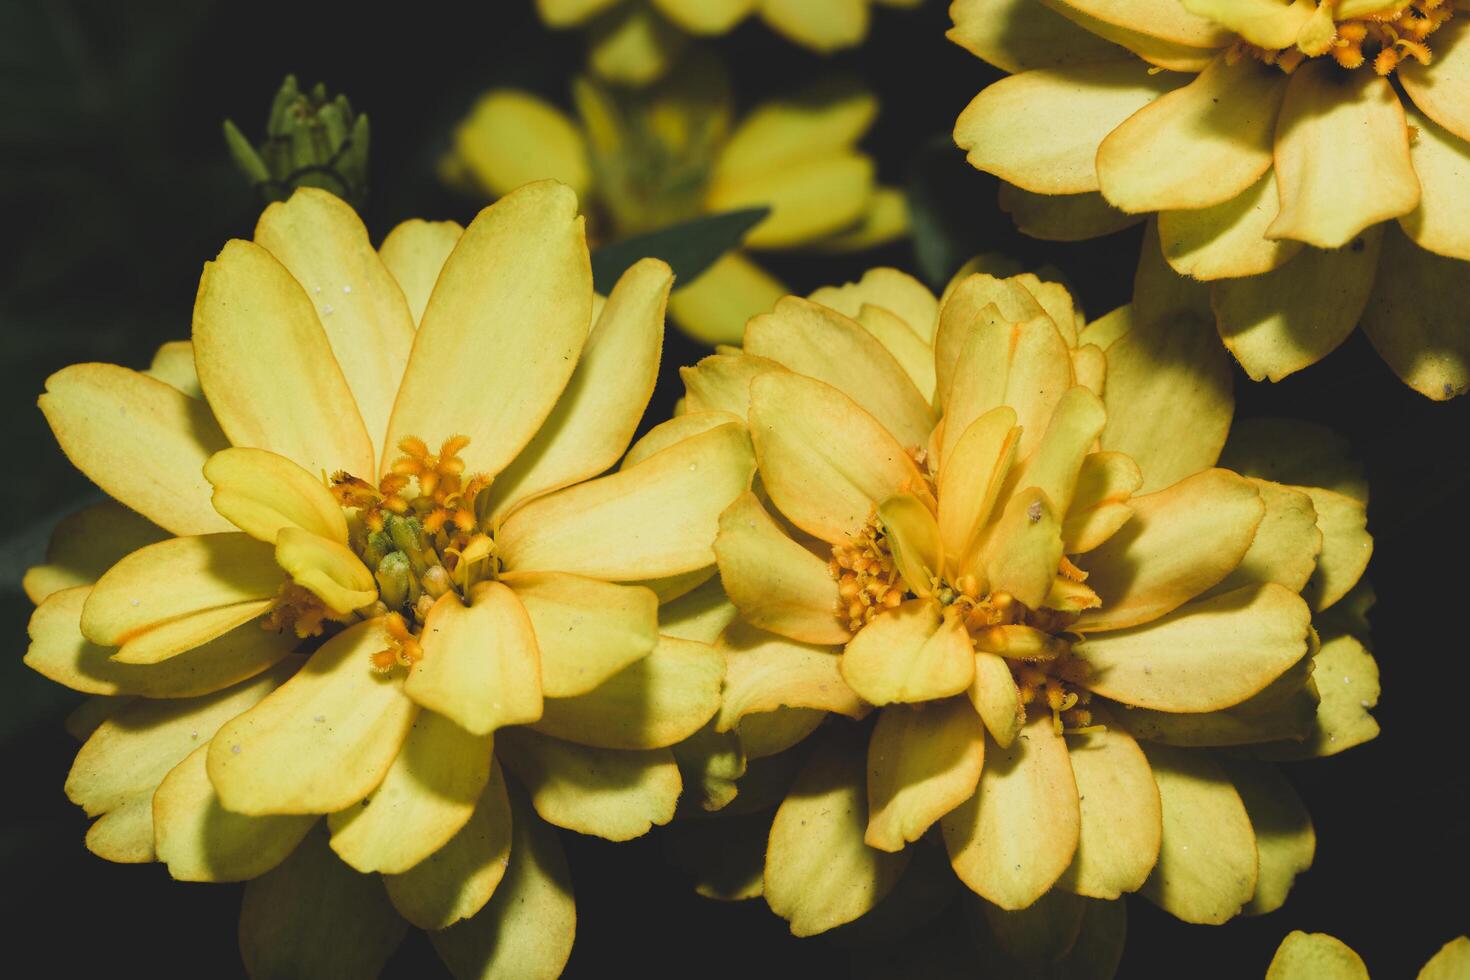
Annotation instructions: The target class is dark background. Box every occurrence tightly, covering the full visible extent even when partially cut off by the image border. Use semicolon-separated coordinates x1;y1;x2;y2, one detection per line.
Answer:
2;1;1466;976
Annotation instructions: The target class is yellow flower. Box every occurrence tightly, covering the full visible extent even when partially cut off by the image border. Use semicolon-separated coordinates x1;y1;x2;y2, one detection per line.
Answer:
1268;932;1470;979
951;0;1470;399
442;57;907;345
26;181;754;978
536;0;925;86
675;263;1378;947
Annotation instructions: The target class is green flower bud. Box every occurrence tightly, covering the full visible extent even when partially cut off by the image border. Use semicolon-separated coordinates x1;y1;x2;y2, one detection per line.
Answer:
223;74;370;210
374;551;413;611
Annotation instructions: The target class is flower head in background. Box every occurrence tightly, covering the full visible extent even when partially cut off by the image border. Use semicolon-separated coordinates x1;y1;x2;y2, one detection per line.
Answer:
951;0;1470;399
442;57;907;346
536;0;924;87
1267;931;1469;979
26;182;754;978
670;262;1377;964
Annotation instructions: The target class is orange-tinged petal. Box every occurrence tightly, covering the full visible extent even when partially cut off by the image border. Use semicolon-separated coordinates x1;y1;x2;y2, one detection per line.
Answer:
623;411;745;470
841;600;975;706
1062;451;1143;554
385;180;591;481
934;275;1044;411
943;311;1072;464
111;600;273;665
866;698;985;852
192;239;374;478
204;446;348;545
852;304;939;404
39;364;232;536
937;407;1021;564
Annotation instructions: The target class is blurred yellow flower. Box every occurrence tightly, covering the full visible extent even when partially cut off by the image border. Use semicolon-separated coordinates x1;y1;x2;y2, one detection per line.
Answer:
1267;931;1469;979
673;262;1377;953
442;59;907;345
26;182;753;978
951;0;1470;399
536;0;925;86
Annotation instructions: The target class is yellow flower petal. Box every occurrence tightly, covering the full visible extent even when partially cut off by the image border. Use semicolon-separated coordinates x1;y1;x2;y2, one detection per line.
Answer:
1010;385;1106;519
145;339;201;397
1049;0;1230;46
1131;217;1215;329
712;81;876;179
23;501;167;604
937;407;1021;564
1057;719;1161;900
532;635;723;749
747;371;922;545
500;571;657;699
808;267;939;343
967;650;1025;749
386;180;590;481
999;185;1143;242
408;584;543;736
955;62;1179;195
1218;757;1313;916
80;532;281;648
1419;937;1470;980
708;151;876;250
1098;55;1285;213
452;91;592;201
1158;171;1304;280
865;698;985;852
715;619;866;729
1074;583;1311;711
204;446;348;545
66;662;286;862
383;759;512;930
587;1;684;86
1178;0;1314;49
1361;224;1470;399
1268;63;1420;249
623;412;744;470
38;364;232;536
108;600;274;666
254;188;417;464
1256;633;1379;760
942;710;1080;910
943;309;1072;463
497;421;754;579
1401;108;1470;262
1297;486;1371;612
1266;932;1370;980
1207;479;1321;598
153;744;315;882
841;600;975;706
1139;744;1257;924
757;0;868;52
740;708;824;760
745;297;934;449
207;619;418;815
714;492;849;645
378;218;463;326
536;0;619;26
193;239;375;478
1400;17;1470;143
1217;231;1383;383
815;185;910;252
651;0;753;33
26;586;293;699
1062;452;1143;554
973;488;1064;609
1218;417;1368;504
274;526;376;614
879;493;943;599
680;353;788;421
667;252;787;347
849;303;938;404
497;728;680;841
973;890;1125;978
428;786;575;980
328;709;491;873
948;0;1119;72
239;826;408;980
658;577;739;645
1077;469;1263;631
486;258;671;521
765;729;911;936
1039;0;1218;69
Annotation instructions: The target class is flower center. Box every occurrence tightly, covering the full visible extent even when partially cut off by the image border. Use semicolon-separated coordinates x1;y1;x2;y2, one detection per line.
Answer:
332;435;498;671
1229;0;1453;74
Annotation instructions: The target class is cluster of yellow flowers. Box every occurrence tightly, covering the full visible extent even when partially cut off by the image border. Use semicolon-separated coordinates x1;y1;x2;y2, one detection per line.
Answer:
24;1;1470;977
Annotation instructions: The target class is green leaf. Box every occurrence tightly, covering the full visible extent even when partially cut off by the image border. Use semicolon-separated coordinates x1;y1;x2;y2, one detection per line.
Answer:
590;207;769;294
906;136;986;290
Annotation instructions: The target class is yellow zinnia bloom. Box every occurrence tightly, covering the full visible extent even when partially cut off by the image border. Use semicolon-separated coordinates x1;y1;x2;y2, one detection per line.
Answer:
1268;932;1469;979
674;263;1377;952
951;0;1470;399
26;181;754;978
536;0;924;86
443;58;907;345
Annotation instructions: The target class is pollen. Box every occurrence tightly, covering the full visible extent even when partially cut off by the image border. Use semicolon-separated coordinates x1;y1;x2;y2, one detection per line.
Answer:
830;512;906;632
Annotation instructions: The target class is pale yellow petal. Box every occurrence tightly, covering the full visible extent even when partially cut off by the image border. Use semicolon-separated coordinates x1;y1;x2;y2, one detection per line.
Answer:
452;91;591;200
973;487;1064;610
1131;217;1215;329
815;185;909;253
1158;171;1304;280
273;526;376;614
254;188;417;464
942;710;1080;910
1400;16;1470;142
712;81;876;179
1178;0;1315;49
947;0;1120;72
852;303;938;404
1266;932;1370;980
1269;62;1420;249
1218;757;1313;916
1038;0;1219;69
110;599;274;666
207;619;418;815
1362;222;1470;400
667;252;787;347
1207;479;1321;598
1076;469;1263;632
865;698;985;852
497;421;754;579
409;584;544;736
1049;0;1230;45
1401;108;1470;262
536;0;619;27
968;650;1025;749
1255;633;1379;760
1010;385;1107;519
532;634;723;749
1057;719;1161;900
757;0;868;52
193;239;374;477
497;728;680;841
587;1;685;86
203;446;348;545
708;151;876;250
679;351;788;419
943;310;1072;463
842;600;975;706
658;577;740;645
765;729;911;936
937;407;1022;565
1298;487;1371;612
23;500;168;604
39;364;232;536
808;267;940;343
379;218;464;326
623;411;744;470
998;185;1143;242
715;619;865;730
955;63;1180;195
385;181;591;481
1419;937;1470;980
145;339;201;397
650;0;753;33
1219;416;1367;503
714;492;848;644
